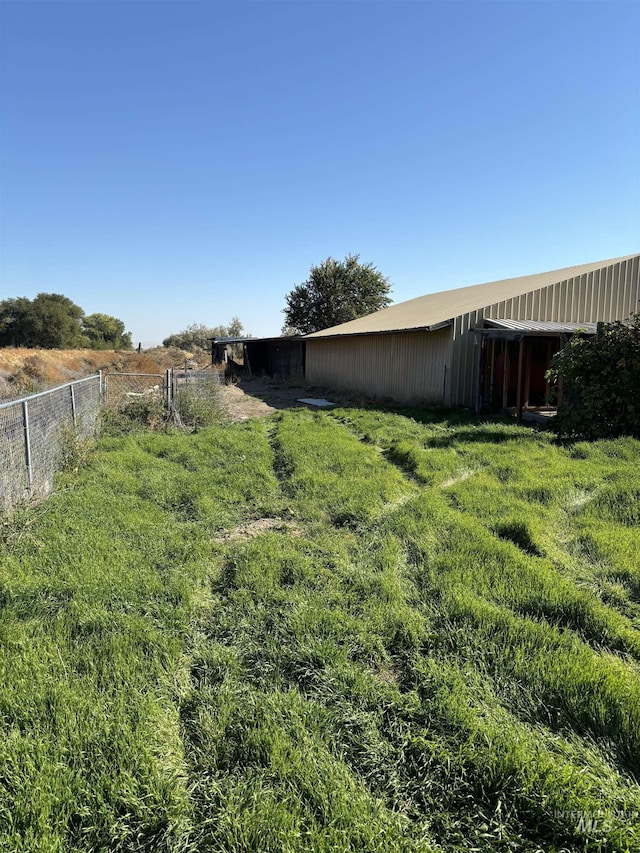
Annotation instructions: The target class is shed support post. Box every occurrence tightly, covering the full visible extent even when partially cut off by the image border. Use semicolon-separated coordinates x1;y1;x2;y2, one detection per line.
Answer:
488;339;496;408
502;341;509;409
523;339;531;410
516;336;524;423
544;340;553;405
474;336;484;414
557;334;567;409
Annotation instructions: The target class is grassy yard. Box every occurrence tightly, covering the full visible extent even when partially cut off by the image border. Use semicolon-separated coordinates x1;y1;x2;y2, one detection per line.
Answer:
0;406;639;851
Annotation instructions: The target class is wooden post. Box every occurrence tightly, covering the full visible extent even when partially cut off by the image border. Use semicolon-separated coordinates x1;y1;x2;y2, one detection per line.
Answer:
523;338;531;410
557;334;567;408
544;340;553;406
502;341;510;409
474;336;484;414
516;336;525;422
489;338;496;407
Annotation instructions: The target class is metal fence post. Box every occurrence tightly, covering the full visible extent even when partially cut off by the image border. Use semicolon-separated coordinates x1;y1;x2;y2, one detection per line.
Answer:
98;370;104;404
70;383;77;428
166;369;172;411
22;400;33;491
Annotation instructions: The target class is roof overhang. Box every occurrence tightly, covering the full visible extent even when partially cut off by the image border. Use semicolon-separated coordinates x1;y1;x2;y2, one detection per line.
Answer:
210;335;305;344
474;319;598;339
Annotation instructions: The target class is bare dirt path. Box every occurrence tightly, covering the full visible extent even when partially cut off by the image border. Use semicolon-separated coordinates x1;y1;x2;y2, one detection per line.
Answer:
217;378;350;422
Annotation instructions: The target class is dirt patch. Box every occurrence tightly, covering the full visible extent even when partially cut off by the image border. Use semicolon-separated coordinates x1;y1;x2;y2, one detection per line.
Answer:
214;517;301;542
217;377;356;422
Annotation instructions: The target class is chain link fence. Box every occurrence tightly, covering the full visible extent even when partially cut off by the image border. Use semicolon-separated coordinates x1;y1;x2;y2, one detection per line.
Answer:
170;367;223;428
103;372;167;407
0;374;101;512
171;365;221;394
0;366;224;514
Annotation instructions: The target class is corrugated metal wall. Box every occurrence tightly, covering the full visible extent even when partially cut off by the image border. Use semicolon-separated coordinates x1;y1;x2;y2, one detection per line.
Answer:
305;256;639;409
449;255;640;408
482;255;640;324
306;328;452;404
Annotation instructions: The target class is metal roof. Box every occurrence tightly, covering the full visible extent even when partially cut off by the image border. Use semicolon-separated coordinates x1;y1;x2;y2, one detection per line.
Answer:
210;335;304;344
305;253;639;339
483;319;598;334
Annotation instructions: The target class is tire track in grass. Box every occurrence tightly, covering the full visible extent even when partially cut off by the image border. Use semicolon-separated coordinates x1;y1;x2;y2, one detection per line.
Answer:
329;411;427;489
334;412;640;658
173;412;640;851
550;480;640;623
271;409;415;527
330;410;486;494
174;421;438;851
329;413;640;807
336;411;640;663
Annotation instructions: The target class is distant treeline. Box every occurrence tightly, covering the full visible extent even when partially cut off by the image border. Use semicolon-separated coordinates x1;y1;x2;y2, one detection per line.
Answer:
162;318;245;351
0;293;132;350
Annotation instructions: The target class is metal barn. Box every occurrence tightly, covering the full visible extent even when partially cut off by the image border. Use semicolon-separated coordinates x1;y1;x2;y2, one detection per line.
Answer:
304;254;640;411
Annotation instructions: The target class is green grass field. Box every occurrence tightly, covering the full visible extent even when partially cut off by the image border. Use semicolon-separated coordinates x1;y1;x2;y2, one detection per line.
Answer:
1;406;639;851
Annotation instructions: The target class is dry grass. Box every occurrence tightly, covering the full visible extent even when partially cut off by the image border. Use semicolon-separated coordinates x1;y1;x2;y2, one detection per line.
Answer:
0;347;207;401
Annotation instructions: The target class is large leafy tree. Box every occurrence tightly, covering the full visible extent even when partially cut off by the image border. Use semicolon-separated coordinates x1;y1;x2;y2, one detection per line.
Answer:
0;293;87;348
547;314;640;439
282;254;392;335
82;313;133;350
162;317;245;351
0;297;33;347
0;294;132;350
28;293;88;348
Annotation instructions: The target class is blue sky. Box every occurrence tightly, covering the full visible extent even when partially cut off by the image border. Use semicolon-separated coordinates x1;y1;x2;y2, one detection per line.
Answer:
1;1;638;346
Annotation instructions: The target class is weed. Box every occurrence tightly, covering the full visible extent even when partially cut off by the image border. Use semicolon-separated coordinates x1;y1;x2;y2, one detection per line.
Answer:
100;394;166;436
58;423;95;472
173;376;224;430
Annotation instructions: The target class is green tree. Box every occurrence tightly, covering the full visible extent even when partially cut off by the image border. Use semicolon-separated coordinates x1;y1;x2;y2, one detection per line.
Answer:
82;313;133;350
0;293;88;348
282;254;392;335
30;293;87;348
0;297;33;347
162;317;245;351
0;294;133;350
546;314;640;439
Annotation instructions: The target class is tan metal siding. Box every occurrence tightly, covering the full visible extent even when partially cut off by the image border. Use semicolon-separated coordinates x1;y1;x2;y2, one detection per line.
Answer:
449;310;484;408
447;256;639;408
306;328;452;404
306;257;639;410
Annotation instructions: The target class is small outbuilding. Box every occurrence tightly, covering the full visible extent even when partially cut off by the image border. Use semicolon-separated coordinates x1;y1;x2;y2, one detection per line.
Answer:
304;253;640;414
211;335;306;381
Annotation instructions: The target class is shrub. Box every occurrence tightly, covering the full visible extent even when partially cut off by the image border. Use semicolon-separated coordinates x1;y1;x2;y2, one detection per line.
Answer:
547;314;640;440
174;375;225;430
100;395;166;436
